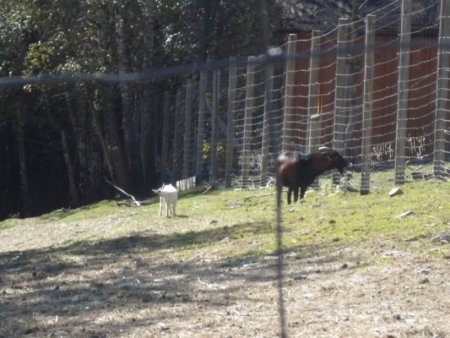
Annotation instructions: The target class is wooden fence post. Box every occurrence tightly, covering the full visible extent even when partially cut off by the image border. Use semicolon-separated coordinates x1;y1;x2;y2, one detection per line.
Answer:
242;56;256;188
434;0;450;178
333;17;350;185
360;14;376;195
182;79;193;179
394;0;412;185
209;69;220;182
196;68;208;180
282;34;297;152
307;30;321;154
225;57;237;187
260;62;274;186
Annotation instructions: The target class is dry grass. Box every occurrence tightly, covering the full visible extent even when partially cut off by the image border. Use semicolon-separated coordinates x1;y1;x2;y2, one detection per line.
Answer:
0;174;449;338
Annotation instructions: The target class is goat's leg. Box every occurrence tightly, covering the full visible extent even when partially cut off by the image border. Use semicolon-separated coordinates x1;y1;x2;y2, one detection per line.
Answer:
287;187;293;204
164;200;169;217
293;186;299;202
300;185;307;199
159;197;163;216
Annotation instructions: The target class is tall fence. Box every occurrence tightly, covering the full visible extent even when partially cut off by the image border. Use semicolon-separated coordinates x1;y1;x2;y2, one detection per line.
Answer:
161;0;449;192
1;0;449;220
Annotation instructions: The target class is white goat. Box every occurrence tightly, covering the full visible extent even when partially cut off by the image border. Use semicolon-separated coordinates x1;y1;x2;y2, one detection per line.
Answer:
152;184;178;217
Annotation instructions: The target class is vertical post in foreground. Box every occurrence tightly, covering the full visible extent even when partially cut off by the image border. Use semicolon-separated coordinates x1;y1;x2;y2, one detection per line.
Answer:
256;0;287;335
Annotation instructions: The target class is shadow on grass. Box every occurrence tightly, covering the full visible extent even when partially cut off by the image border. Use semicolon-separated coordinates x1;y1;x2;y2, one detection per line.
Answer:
0;221;345;337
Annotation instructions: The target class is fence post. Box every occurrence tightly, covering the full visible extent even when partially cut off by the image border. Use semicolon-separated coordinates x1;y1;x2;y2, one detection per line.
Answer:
394;0;412;185
209;69;220;182
195;68;208;180
225;57;237;187
434;0;450;178
307;30;321;154
241;56;256;188
182;79;193;179
260;62;274;186
172;88;183;182
282;34;297;152
360;15;376;195
346;10;363;161
333;17;350;185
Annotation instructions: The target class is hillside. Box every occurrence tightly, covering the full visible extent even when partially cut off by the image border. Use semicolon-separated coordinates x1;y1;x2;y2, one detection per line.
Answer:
0;171;449;337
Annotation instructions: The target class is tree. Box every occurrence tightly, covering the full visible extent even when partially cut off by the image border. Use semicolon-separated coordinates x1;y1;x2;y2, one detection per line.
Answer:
0;0;284;219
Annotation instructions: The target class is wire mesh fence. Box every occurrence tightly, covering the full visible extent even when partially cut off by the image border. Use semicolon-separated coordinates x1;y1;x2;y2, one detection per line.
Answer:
1;0;449;219
1;1;450;337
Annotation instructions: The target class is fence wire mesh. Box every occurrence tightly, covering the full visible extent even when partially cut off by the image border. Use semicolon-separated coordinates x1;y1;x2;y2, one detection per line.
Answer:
1;0;450;336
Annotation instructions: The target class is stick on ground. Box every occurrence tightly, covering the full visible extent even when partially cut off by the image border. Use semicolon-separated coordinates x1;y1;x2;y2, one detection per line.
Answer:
105;179;141;206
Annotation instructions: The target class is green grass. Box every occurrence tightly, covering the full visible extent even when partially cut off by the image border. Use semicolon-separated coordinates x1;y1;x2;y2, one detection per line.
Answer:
1;174;449;265
39;200;126;222
0;218;21;231
283;178;450;260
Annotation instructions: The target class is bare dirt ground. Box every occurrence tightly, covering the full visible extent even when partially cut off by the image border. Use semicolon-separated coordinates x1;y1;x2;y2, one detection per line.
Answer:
1;215;449;338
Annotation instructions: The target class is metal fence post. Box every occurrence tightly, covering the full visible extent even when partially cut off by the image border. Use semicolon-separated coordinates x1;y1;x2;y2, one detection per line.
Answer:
282;34;297;152
241;56;256;188
360;15;376;195
333;18;350;185
225;57;237;187
307;30;322;154
394;0;412;185
433;0;450;178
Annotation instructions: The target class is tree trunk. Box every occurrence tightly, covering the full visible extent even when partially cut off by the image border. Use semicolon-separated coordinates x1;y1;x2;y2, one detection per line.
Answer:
0;91;11;218
96;4;131;191
115;4;139;186
65;91;88;200
160;91;172;182
140;0;157;187
44;94;81;207
90;91;115;181
197;0;217;60
104;85;132;190
16;107;30;217
60;130;80;206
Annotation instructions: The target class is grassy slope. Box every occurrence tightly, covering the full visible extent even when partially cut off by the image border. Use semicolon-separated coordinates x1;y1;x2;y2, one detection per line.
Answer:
1;175;449;265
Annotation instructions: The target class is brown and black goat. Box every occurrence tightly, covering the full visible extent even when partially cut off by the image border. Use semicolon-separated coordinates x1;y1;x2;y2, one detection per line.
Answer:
277;148;348;204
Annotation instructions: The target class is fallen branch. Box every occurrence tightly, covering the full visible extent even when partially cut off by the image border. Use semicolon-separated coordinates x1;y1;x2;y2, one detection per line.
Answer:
243;192;275;201
201;185;214;195
105;179;141;206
